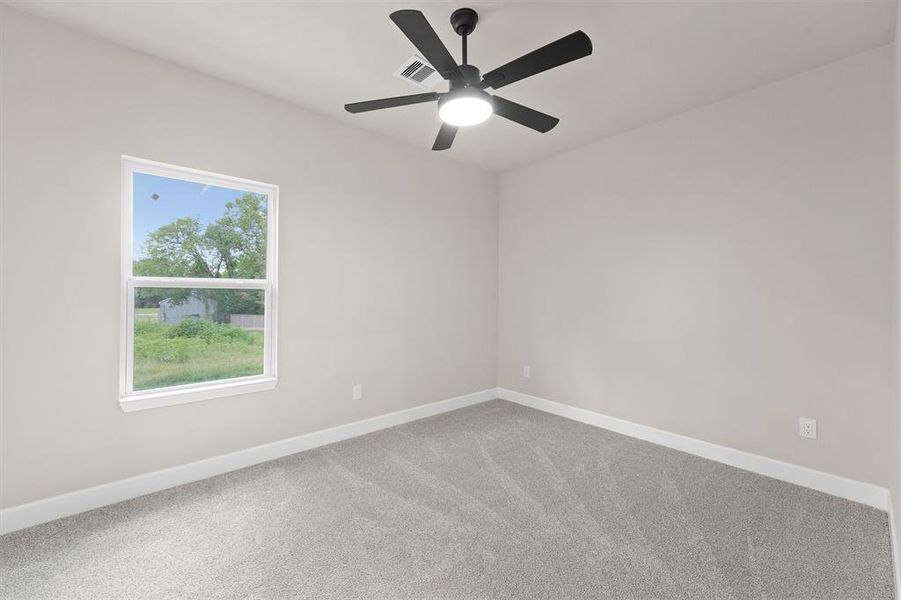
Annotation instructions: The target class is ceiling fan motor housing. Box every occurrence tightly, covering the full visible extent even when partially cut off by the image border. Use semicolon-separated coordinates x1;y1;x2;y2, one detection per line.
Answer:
455;64;481;87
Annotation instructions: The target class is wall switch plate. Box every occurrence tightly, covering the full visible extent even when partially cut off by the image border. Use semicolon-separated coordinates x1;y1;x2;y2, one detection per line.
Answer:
352;384;363;400
523;365;531;378
799;417;817;439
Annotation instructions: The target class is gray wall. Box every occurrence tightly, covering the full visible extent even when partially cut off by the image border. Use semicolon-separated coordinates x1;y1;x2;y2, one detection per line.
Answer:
0;9;498;508
498;46;895;487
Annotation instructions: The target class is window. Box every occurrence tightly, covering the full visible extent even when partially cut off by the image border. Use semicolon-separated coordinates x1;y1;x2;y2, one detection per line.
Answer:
121;157;277;411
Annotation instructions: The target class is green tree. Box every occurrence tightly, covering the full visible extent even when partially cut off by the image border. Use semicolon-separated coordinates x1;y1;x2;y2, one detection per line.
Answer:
134;193;267;320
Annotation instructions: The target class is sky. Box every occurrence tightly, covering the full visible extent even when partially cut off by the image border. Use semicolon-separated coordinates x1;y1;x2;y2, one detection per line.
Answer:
132;172;267;259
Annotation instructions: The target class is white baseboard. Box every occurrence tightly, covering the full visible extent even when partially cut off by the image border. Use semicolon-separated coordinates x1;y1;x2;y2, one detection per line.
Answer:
3;386;891;537
498;388;890;511
0;388;499;535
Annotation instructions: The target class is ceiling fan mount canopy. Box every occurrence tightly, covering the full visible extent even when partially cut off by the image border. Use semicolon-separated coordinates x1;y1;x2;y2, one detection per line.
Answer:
450;8;479;37
344;7;593;151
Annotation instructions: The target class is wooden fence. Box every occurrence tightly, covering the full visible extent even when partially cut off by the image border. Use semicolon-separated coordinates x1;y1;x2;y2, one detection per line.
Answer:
229;314;264;331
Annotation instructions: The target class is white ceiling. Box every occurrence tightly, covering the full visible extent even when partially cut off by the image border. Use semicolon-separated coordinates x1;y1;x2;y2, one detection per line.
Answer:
9;1;897;171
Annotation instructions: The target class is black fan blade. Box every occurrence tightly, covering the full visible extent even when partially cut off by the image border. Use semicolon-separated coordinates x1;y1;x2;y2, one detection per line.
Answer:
480;31;592;90
492;96;559;133
432;123;458;151
390;10;463;81
345;92;439;113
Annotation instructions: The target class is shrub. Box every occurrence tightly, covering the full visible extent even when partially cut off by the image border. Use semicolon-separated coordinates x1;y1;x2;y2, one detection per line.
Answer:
168;317;218;340
166;317;256;345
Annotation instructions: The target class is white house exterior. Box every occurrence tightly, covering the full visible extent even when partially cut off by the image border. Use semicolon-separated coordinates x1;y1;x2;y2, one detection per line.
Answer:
159;295;217;325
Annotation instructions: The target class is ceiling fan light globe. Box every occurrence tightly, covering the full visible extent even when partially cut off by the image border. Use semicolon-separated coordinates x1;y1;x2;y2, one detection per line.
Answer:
438;95;493;127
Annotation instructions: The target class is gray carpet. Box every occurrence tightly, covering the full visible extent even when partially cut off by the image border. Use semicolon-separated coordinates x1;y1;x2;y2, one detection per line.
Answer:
0;400;894;599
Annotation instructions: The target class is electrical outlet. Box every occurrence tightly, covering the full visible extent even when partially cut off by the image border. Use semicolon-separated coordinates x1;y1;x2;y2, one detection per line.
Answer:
799;417;817;440
523;365;531;378
352;384;363;400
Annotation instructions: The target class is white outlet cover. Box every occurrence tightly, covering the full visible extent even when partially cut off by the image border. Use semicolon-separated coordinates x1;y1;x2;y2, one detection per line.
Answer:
353;384;362;400
523;365;531;378
799;417;817;439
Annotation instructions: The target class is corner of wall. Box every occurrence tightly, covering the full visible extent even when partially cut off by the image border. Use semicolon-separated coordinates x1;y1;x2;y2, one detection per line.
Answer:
492;170;502;391
892;1;901;593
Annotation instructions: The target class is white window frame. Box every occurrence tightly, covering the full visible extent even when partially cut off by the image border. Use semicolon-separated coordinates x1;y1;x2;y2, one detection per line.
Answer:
120;156;278;412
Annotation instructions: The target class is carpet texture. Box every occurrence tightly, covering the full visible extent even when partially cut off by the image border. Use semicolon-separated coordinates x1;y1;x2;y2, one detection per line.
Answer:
0;400;894;599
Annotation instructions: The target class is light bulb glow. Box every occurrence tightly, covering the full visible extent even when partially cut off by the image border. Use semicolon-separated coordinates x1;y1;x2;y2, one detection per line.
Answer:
438;95;493;127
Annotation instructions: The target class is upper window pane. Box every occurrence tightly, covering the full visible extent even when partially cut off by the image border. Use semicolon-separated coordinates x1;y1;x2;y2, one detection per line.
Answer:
132;172;268;279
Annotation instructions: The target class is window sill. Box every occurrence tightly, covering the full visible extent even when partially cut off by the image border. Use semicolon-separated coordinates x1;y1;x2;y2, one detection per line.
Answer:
120;377;277;412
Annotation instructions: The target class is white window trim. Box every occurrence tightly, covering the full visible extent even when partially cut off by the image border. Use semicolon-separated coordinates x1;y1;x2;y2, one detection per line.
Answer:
120;156;278;412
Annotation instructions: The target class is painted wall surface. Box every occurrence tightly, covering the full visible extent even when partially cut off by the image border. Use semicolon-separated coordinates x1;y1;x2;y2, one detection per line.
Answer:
892;0;900;555
0;9;498;508
498;47;895;487
1;5;896;514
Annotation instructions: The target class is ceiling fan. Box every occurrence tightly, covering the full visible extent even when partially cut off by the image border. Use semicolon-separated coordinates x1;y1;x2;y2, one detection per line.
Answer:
344;8;592;151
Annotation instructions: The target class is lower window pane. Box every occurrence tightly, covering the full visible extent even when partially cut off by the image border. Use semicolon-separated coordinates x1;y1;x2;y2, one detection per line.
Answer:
133;288;265;391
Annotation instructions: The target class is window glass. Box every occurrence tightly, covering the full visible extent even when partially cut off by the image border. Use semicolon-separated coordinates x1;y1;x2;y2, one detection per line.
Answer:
133;288;265;390
132;172;268;279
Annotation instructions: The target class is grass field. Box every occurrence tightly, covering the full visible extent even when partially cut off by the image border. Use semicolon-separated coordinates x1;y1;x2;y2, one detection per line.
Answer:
133;318;263;390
